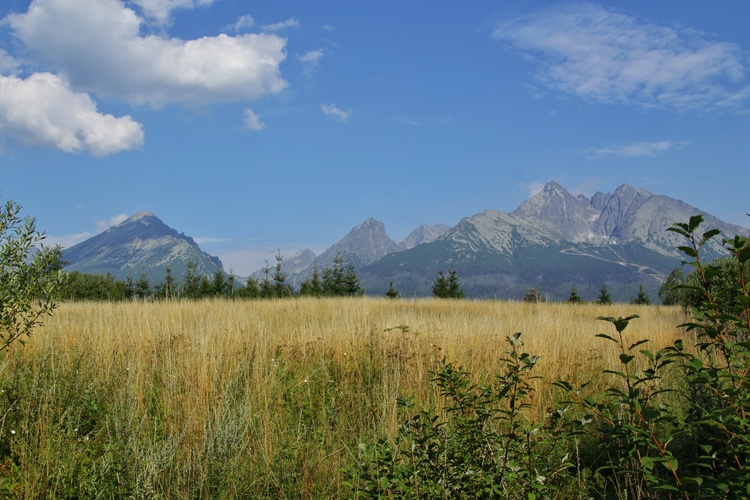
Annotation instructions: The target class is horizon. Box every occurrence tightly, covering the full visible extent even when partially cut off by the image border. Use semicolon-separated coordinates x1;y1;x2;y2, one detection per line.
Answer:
2;1;749;276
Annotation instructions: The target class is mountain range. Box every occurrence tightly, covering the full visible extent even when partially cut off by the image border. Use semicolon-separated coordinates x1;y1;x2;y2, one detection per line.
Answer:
62;182;748;301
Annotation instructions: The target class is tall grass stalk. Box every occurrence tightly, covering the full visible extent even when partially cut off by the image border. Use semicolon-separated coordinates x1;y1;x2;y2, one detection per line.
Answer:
0;298;686;497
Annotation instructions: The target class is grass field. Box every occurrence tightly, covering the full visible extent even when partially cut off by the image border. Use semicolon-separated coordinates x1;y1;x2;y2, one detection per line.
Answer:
0;298;689;497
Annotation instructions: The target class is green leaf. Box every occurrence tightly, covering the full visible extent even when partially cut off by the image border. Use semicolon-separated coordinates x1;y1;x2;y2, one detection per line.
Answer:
628;339;649;350
619;353;635;365
677;246;697;258
595;333;617;343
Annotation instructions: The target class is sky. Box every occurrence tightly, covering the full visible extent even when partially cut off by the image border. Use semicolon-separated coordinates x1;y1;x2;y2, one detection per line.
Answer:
1;0;749;276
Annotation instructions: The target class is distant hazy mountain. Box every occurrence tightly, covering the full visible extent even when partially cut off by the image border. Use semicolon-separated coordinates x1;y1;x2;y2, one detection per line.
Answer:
361;182;747;301
63;211;223;284
261;219;451;288
400;223;451;250
62;182;747;302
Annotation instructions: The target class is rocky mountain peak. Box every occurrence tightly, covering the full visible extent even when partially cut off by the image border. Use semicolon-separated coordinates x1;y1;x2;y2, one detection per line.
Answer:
63;211;222;283
314;217;399;268
512;181;598;240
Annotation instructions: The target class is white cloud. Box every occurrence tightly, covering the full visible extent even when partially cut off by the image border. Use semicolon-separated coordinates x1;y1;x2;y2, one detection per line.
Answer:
131;0;215;25
45;232;94;249
588;140;688;160
262;17;299;32
7;0;288;107
492;3;749;112
321;103;352;122
228;14;255;32
96;213;129;232
0;49;20;75
194;236;229;244
0;73;144;155
242;108;265;131
47;213;129;248
297;49;323;76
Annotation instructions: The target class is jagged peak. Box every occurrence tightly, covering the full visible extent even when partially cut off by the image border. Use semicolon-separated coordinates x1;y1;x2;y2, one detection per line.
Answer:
613;183;652;197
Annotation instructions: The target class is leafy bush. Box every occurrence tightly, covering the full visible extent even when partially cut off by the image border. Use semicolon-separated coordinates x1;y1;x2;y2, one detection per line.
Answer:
0;200;65;352
346;333;575;498
349;215;750;499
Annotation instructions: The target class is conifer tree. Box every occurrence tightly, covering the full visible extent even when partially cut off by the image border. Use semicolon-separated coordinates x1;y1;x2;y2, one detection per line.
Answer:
272;252;293;298
259;262;273;298
300;263;324;296
323;254;347;296
135;271;151;299
199;276;213;297
568;285;583;304
447;268;465;299
182;260;201;298
596;282;613;305
630;284;651;305
241;276;260;298
211;269;227;297
386;281;399;299
343;262;364;296
432;270;449;298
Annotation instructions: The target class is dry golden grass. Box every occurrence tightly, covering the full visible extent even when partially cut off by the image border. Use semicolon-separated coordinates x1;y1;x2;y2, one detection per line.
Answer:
2;298;691;496
29;298;689;418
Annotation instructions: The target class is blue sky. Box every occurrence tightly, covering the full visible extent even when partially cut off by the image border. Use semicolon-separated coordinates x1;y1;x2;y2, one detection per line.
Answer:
1;0;749;276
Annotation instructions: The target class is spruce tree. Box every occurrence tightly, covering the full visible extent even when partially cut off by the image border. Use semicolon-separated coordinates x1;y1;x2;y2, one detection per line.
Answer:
343;262;363;296
272;252;292;298
447;268;465;299
568;285;583;304
432;270;449;298
630;284;651;305
386;281;399;299
300;263;324;296
135;271;151;299
210;269;226;297
259;262;273;298
182;260;201;298
596;282;613;305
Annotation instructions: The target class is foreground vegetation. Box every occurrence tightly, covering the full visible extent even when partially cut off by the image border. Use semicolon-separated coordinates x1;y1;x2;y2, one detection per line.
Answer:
0;299;686;497
2;203;748;497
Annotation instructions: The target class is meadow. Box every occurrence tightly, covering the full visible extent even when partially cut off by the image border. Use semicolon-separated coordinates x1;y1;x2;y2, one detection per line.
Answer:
0;298;689;497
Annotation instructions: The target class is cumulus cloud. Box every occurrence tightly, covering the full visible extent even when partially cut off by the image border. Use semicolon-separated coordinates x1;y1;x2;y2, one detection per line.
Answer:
242;108;265;131
7;0;288;107
0;73;144;155
321;103;352;122
588;140;688;159
131;0;215;25
0;49;19;75
492;3;749;112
